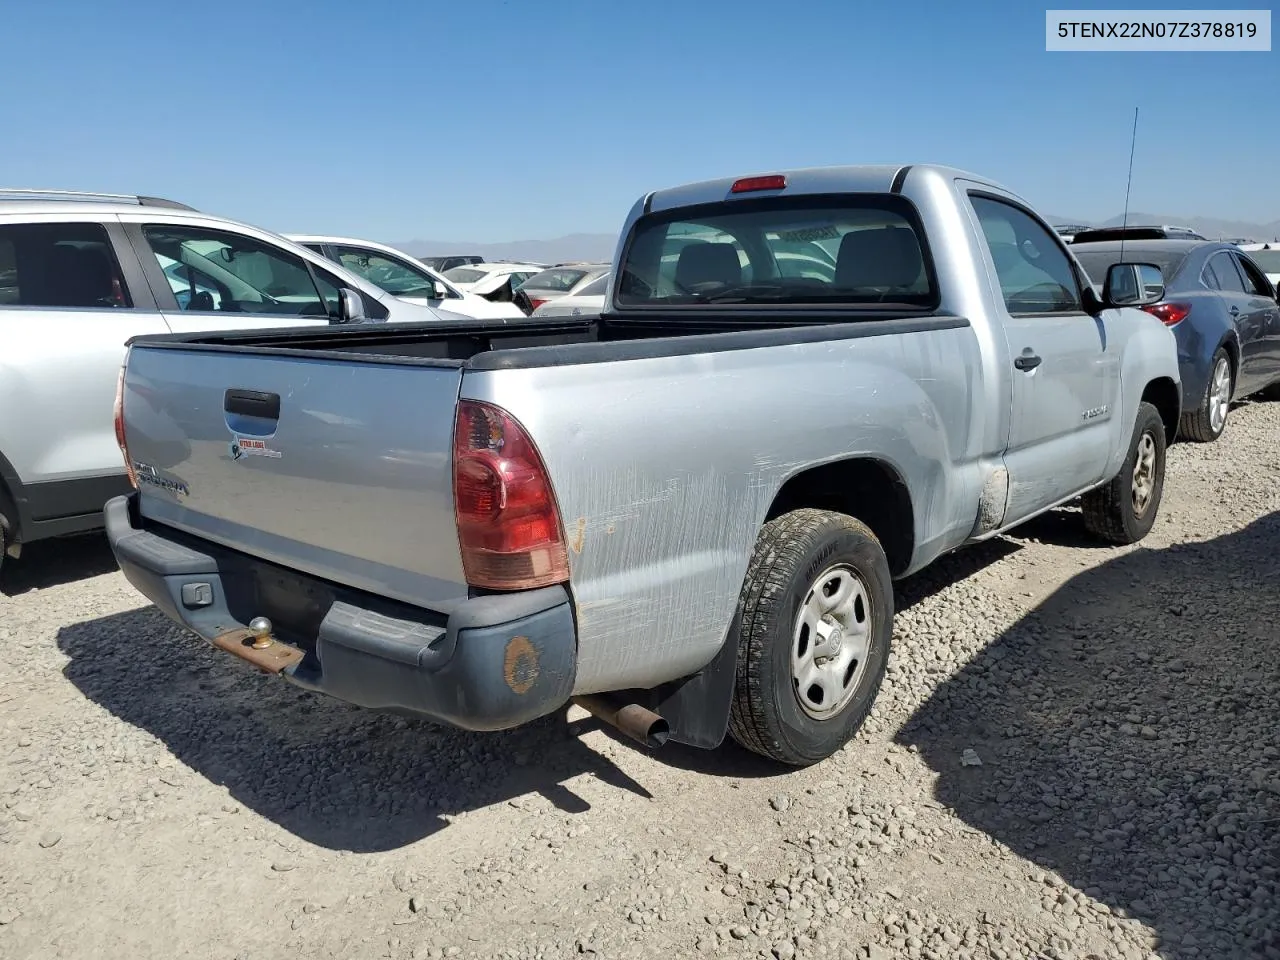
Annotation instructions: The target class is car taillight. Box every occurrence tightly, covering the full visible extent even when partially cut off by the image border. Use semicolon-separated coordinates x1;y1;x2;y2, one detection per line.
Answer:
113;360;138;489
453;400;569;590
1140;302;1191;326
528;298;548;312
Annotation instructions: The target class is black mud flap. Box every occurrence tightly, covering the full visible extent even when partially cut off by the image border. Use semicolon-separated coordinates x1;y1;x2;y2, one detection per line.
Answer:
627;612;742;750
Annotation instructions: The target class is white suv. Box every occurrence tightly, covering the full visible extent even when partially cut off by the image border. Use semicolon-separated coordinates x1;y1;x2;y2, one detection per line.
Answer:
0;189;466;571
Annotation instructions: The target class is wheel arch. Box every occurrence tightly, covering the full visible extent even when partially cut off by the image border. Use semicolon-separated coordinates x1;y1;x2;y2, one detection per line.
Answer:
764;456;916;577
1140;376;1181;445
0;447;27;549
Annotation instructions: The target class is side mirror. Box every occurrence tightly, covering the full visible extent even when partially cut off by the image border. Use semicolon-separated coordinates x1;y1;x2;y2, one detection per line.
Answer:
432;281;449;300
337;288;366;323
1102;262;1165;307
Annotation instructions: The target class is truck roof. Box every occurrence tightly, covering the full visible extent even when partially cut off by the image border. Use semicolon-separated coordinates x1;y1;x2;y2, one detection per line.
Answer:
644;163;1016;214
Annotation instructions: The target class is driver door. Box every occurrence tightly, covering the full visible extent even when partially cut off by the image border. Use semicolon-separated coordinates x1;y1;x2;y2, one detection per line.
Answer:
967;192;1120;525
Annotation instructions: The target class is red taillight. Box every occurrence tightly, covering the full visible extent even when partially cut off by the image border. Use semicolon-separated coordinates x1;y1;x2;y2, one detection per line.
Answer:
730;174;787;194
1140;301;1191;326
113;361;138;489
453;400;569;590
528;298;547;311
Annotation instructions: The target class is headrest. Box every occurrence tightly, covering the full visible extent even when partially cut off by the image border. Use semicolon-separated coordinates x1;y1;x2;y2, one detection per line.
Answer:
835;226;925;291
675;241;742;291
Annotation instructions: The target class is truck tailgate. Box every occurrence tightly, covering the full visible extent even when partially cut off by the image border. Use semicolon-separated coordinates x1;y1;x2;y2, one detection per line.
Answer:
121;345;469;609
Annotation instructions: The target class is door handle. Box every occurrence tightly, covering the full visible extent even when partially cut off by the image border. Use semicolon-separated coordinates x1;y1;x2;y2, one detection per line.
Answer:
1014;352;1042;372
224;389;280;420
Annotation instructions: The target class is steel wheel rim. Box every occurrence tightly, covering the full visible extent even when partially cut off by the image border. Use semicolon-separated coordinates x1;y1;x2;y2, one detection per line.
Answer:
791;563;872;721
1208;357;1231;434
1131;431;1158;518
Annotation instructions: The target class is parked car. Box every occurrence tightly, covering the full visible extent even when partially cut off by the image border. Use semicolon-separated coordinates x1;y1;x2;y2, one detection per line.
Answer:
1238;242;1280;289
1071;224;1206;244
420;255;483;273
513;263;610;313
1053;223;1092;243
106;163;1180;767
442;262;544;297
1072;239;1280;442
287;235;525;321
0;188;471;572
529;272;610;317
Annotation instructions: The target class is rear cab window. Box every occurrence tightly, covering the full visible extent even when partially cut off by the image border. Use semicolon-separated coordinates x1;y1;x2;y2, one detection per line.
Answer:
614;195;938;311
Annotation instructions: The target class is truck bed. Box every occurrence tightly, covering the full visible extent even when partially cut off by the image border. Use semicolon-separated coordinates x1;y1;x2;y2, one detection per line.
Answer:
125;312;970;369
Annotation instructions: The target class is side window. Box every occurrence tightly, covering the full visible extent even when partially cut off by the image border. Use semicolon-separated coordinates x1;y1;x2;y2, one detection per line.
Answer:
0;222;132;309
1232;253;1274;298
142;225;327;317
1207;252;1247;294
970;196;1082;315
0;235;17;305
1200;258;1222;290
332;245;438;297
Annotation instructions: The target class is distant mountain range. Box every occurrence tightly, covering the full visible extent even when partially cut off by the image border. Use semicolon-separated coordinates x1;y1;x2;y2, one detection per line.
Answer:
1047;212;1280;241
389;213;1280;266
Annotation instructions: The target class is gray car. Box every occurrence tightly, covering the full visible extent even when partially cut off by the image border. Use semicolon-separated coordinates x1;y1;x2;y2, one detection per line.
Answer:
106;163;1180;767
1073;240;1280;441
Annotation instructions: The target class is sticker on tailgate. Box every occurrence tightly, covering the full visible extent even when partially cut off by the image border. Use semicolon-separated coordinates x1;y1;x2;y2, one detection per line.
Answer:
229;437;283;460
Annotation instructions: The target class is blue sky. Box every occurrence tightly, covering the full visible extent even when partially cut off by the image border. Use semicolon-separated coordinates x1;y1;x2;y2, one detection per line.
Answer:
2;0;1276;242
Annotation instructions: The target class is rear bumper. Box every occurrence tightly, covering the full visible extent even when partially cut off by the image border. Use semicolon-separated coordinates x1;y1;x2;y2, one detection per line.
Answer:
105;494;577;732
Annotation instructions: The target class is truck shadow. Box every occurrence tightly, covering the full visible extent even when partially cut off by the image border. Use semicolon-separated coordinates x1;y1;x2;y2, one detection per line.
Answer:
1;533;118;596
895;512;1280;958
55;607;656;853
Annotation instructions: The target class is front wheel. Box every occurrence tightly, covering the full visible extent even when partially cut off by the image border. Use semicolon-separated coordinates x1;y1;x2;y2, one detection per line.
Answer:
728;509;893;766
1081;400;1167;545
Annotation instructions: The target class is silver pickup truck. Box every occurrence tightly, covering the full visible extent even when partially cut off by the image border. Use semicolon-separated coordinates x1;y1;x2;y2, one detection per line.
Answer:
106;164;1181;767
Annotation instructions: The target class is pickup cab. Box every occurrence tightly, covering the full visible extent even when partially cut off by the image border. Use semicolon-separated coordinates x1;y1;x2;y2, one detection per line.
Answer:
106;164;1181;767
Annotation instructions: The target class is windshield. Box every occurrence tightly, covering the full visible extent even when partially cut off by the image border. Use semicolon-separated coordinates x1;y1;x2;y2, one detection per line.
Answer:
444;266;488;283
332;245;441;297
1245;249;1280;273
519;268;588;292
1072;248;1191;287
615;196;937;307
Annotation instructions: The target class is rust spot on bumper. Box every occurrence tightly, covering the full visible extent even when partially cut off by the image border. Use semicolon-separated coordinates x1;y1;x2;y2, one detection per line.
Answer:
211;628;304;674
503;635;539;694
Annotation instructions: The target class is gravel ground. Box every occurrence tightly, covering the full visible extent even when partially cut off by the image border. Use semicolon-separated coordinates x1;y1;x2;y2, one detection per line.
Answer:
1;398;1277;960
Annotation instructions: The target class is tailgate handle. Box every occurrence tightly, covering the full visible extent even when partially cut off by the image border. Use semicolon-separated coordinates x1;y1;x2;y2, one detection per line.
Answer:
224;389;280;420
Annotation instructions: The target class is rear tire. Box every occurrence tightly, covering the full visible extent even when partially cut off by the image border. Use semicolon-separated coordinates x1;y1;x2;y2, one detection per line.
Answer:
1082;401;1166;545
728;509;893;766
1179;348;1232;443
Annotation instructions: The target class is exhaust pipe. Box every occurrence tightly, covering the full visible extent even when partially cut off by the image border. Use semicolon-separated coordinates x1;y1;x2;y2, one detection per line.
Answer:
572;695;669;749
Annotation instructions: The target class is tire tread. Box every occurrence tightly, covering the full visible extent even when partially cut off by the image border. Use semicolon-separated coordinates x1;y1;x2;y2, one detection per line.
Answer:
727;509;884;765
